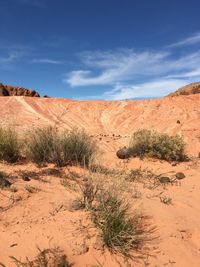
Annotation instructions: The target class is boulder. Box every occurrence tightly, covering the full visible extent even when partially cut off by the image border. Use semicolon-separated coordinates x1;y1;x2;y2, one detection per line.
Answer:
159;176;171;184
175;172;186;180
116;147;132;159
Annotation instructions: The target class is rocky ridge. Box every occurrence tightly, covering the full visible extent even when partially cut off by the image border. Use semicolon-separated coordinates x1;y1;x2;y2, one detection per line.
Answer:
0;83;40;97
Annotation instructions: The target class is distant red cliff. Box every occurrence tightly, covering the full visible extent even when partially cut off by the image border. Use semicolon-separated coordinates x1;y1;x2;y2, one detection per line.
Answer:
0;83;40;97
168;82;200;96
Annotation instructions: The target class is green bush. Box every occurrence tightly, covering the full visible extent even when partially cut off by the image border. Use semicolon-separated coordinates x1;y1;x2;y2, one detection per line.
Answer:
94;191;147;256
26;127;96;167
129;129;187;161
25;126;61;165
0;126;20;163
129;129;155;158
152;133;187;161
61;129;97;167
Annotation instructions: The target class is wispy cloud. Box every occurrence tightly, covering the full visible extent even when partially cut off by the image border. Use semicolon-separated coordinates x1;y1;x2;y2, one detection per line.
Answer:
31;58;63;64
0;43;63;69
63;32;200;99
0;51;21;63
169;32;200;47
103;79;191;100
65;49;170;87
0;49;27;69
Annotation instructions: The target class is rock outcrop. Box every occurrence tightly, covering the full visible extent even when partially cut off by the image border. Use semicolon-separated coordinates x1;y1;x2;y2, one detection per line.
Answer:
168;82;200;97
0;83;40;97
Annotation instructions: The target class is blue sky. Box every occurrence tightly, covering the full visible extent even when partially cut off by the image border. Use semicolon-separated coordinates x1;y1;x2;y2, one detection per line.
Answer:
0;0;200;99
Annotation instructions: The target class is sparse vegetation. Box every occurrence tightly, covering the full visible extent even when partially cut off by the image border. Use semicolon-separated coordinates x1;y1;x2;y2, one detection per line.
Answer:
10;247;70;267
125;168;178;189
61;128;97;167
89;164;126;177
25;126;61;165
0;171;11;188
25;126;96;167
25;185;40;193
89;164;111;174
160;196;172;205
10;186;18;193
129;129;188;161
93;190;152;256
0;126;20;163
74;176;153;257
72;177;99;210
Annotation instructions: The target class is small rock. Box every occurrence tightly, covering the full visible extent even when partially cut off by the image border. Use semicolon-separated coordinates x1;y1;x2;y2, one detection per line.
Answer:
177;120;181;124
22;176;31;182
159;176;171;184
116;147;132;159
10;243;18;248
176;172;186;180
171;162;177;167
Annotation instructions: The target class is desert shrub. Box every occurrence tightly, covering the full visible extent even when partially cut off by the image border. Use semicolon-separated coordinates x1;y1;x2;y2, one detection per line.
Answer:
129;129;187;161
129;129;155;158
61;128;97;167
26;127;96;167
0;126;20;163
152;133;187;161
25;126;61;165
94;191;149;256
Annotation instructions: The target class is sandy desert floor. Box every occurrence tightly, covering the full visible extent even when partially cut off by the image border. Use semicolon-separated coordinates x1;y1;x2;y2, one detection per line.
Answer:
0;154;200;267
0;95;200;266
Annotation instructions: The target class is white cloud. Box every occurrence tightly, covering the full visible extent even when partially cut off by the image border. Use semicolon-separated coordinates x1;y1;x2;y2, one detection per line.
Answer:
169;32;200;47
0;50;26;68
31;58;63;64
103;79;192;100
64;44;200;99
65;49;171;87
63;30;200;100
65;48;200;88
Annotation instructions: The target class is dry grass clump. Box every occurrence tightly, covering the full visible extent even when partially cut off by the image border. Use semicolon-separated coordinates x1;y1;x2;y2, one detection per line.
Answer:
0;126;20;163
93;190;154;257
25;127;97;167
73;176;156;258
72;177;99;210
89;164;111;175
25;185;40;194
0;170;11;188
160;196;172;205
61;128;97;167
25;127;61;165
129;129;188;161
89;164;126;177
9;247;70;267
